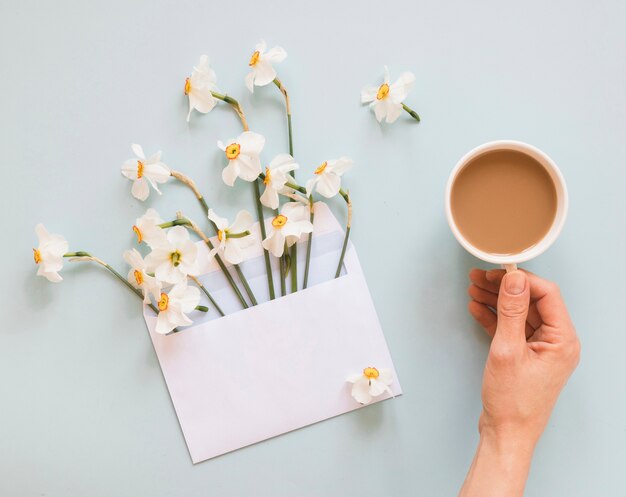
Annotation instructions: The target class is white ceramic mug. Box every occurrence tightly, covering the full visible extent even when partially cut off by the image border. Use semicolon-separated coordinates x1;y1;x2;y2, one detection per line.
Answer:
445;140;568;271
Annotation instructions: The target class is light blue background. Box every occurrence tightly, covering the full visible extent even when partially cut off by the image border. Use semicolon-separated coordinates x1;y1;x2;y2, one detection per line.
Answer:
1;1;625;495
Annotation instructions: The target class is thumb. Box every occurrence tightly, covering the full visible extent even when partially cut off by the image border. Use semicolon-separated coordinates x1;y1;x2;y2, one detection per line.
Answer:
495;270;530;346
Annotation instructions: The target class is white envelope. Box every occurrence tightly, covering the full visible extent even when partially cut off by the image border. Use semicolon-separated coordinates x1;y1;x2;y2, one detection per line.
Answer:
143;202;402;463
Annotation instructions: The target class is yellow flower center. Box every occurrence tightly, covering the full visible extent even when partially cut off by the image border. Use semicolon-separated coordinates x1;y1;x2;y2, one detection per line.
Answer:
363;367;380;379
272;214;288;228
217;230;225;242
263;166;271;185
132;225;143;244
170;250;182;267
134;269;144;286
249;50;260;66
33;248;41;264
376;83;390;100
314;161;328;175
184;77;191;95
225;143;241;160
158;293;169;311
137;160;144;179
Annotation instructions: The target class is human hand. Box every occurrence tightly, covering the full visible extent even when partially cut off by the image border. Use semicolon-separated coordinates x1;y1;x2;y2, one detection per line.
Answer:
459;269;580;497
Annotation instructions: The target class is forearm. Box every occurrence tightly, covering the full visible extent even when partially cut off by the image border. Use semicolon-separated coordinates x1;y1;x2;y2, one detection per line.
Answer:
459;428;536;497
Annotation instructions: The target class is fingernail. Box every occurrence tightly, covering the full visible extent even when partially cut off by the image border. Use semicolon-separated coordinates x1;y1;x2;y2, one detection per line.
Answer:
504;271;526;295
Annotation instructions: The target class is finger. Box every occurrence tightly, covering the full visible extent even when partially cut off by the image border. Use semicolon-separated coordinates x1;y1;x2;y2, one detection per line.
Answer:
526;302;542;329
488;269;573;333
468;301;497;337
468;284;498;308
494;271;530;349
469;268;502;294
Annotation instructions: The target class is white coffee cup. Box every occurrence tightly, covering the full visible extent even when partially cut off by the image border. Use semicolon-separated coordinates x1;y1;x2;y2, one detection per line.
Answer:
445;140;568;271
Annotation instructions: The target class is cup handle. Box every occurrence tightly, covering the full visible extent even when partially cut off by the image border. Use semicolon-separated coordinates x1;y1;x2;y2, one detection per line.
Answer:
502;263;518;273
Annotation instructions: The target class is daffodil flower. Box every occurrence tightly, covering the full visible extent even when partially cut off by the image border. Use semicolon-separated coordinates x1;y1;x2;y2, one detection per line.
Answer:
132;208;166;248
33;224;69;283
207;209;255;265
123;248;162;304
347;367;394;405
121;144;171;201
260;154;299;209
245;40;287;93
155;282;201;335
144;226;199;284
305;157;354;198
184;54;218;122
361;66;416;123
218;131;265;186
262;203;313;258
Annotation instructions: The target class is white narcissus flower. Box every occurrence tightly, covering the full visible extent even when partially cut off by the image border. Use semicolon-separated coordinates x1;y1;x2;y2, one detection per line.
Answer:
207;209;255;265
121;144;171;201
262;203;313;258
245;40;287;93
132;208;166;248
155;282;201;335
33;224;69;283
184;55;218;122
305;157;354;198
123;248;162;304
260;154;299;209
144;226;199;284
347;367;394;405
361;66;415;123
217;131;265;186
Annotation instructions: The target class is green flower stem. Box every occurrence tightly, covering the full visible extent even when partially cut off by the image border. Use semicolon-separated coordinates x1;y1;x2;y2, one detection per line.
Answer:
402;103;421;122
158;219;191;229
335;189;352;278
302;197;315;289
189;275;225;317
169;172;249;310
253;178;276;300
211;91;249;131
273;77;298;293
279;242;287;296
225;230;250;239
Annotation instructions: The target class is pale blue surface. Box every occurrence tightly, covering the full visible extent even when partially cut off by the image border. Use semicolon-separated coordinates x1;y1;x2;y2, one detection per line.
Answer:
1;1;625;495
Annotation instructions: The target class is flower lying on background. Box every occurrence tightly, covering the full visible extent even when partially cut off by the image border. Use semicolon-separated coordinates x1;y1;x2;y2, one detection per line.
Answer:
262;203;313;257
123;248;162;304
245;40;287;93
305;157;354;198
145;226;199;284
185;54;218;122
260;154;299;209
361;66;416;124
33;224;69;283
121;144;171;201
133;208;166;248
207;209;255;265
347;367;394;405
218;131;265;186
154;282;201;335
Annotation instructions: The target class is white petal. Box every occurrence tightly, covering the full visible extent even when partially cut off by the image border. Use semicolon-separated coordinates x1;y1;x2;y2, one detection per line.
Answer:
262;231;285;257
360;85;378;103
251;60;277;87
264;45;287;63
269;153;297;172
384;101;403;123
131;144;145;159
315;173;341;198
373;100;386;122
121;159;139;179
38;267;63;283
245;71;255;93
328;157;353;176
236;154;262;181
175;284;201;313
238;131;265;155
368;378;387;397
260;186;279;209
123;248;144;269
229;210;253;233
255;39;267;53
167;226;190;247
389;71;415;104
305;178;317;197
155;262;185;284
144;163;171;183
223;240;244;265
222;162;240;186
207;209;229;230
377;369;394;386
351;379;373;404
189;90;217;114
131;178;150;201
